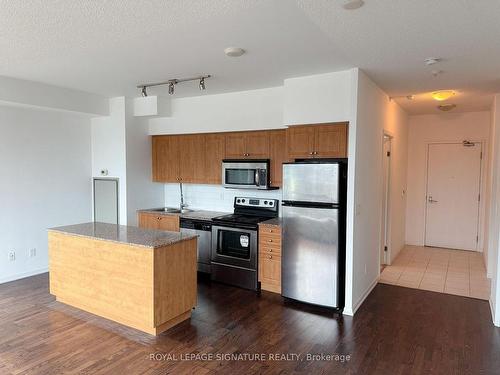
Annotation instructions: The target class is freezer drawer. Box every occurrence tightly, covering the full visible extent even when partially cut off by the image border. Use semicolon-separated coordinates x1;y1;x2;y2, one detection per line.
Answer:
281;205;339;307
283;163;339;204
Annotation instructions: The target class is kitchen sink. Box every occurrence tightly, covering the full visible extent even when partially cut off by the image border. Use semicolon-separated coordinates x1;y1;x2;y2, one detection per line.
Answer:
151;207;193;214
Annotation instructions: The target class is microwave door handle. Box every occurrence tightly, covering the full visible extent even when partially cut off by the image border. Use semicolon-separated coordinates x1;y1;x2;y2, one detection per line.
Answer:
255;169;260;186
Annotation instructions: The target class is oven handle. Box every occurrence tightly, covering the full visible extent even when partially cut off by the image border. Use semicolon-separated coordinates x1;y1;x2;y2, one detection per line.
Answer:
255;169;261;186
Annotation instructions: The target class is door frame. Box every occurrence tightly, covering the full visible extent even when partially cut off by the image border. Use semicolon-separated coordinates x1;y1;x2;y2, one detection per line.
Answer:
380;132;393;266
423;140;485;251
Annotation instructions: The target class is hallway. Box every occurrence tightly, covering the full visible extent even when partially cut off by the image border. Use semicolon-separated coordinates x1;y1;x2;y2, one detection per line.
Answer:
380;246;490;300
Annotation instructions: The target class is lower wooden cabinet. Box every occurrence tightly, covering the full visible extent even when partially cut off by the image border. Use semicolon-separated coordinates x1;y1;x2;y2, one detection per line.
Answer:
258;223;282;294
138;212;180;232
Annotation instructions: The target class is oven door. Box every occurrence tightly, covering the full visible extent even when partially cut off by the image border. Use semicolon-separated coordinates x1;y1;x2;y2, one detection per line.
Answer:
222;160;269;189
211;225;257;270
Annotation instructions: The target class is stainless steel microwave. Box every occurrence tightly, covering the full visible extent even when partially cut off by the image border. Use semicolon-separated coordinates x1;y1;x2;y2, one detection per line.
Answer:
222;159;270;189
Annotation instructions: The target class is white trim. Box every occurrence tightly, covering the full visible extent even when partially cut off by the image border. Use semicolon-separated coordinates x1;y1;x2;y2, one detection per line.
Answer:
489;297;499;327
343;277;379;316
0;267;48;285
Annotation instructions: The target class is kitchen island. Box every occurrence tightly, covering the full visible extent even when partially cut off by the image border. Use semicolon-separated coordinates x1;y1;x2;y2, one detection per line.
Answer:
48;222;197;335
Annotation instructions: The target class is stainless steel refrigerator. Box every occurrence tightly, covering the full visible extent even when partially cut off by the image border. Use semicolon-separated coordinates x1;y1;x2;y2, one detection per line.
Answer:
281;160;346;310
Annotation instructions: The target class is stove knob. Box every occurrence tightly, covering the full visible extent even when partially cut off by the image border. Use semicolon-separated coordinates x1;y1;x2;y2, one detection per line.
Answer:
242;199;246;203
264;200;268;205
236;199;241;203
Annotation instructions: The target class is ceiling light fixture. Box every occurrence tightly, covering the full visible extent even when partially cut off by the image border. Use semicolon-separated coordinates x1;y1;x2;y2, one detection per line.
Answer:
224;47;245;57
137;75;211;96
424;57;441;66
342;0;364;10
432;90;455;101
437;103;457;112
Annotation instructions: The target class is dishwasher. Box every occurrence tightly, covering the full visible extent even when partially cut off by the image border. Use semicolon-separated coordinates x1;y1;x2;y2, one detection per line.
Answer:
180;218;212;273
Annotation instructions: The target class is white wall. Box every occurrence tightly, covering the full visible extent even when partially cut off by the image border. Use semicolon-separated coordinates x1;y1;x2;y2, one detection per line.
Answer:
91;97;164;226
149;87;284;135
125;99;165;226
0;75;108;116
487;95;500;326
91;98;128;224
405;112;491;250
344;69;408;315
283;71;353;125
0;106;92;283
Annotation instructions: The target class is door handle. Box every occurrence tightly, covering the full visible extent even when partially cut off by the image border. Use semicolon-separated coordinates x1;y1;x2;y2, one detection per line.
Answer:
428;196;438;203
255;169;260;186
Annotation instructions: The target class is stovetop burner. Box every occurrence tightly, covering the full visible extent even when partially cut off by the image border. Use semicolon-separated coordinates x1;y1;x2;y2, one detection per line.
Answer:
211;197;279;228
212;213;272;225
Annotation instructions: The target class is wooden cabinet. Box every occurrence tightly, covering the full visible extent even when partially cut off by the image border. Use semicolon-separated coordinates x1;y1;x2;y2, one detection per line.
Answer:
258;223;282;294
153;136;179;182
225;131;270;159
204;133;226;184
138;212;180;232
268;130;287;187
286;122;348;159
152;123;348;185
178;134;206;183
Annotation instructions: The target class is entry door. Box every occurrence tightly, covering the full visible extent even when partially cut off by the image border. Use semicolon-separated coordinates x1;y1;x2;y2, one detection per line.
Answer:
425;143;482;250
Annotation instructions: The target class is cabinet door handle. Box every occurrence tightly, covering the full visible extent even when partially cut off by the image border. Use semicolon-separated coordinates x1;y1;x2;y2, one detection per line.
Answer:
314;151;318;155
268;255;272;259
268;229;273;233
309;152;314;155
269;249;273;252
268;239;273;242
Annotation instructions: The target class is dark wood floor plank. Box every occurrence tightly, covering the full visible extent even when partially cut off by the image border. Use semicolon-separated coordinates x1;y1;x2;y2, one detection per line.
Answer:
1;274;499;374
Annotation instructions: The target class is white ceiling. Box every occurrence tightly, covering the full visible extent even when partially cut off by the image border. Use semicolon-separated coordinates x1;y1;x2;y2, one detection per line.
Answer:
1;0;499;114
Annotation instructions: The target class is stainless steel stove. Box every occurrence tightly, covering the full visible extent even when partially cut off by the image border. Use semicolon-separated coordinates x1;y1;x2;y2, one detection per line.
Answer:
211;197;279;290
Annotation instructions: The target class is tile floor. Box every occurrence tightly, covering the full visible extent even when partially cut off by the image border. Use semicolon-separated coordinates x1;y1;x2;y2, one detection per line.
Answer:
379;245;490;300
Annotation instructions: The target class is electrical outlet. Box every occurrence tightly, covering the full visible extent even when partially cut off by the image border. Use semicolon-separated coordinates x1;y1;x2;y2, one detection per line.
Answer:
8;251;15;262
29;248;36;258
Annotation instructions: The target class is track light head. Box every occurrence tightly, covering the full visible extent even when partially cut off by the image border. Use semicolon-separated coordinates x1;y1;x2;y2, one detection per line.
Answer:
199;77;206;90
168;82;175;95
141;86;147;97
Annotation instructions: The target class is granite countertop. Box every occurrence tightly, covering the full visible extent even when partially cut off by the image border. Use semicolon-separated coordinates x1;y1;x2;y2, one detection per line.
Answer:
49;222;197;249
259;217;282;226
138;208;228;221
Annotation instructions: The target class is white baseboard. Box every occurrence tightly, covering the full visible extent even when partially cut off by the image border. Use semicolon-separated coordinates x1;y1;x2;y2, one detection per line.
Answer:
490;297;499;327
0;267;48;285
344;277;379;316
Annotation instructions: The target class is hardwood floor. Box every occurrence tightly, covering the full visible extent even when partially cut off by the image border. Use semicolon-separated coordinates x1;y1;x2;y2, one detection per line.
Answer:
1;273;499;374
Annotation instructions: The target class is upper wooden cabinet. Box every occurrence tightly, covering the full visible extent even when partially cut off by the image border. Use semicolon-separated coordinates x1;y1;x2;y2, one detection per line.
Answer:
286;122;348;159
152;123;348;185
153;136;179;182
268;130;287;187
225;131;270;159
153;134;205;183
178;134;206;183
204;133;225;184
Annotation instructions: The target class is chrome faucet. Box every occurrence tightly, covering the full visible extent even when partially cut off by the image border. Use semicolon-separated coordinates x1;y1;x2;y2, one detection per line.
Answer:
179;182;188;211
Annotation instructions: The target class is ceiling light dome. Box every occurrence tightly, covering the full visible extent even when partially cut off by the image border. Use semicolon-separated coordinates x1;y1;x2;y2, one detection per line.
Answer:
224;47;245;57
342;0;364;10
432;90;455;101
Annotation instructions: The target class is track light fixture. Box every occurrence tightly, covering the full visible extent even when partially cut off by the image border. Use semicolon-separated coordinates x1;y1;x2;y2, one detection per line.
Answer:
137;75;211;96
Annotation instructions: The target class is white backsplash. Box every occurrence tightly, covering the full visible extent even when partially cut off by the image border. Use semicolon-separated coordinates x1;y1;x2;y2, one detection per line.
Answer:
164;183;283;214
